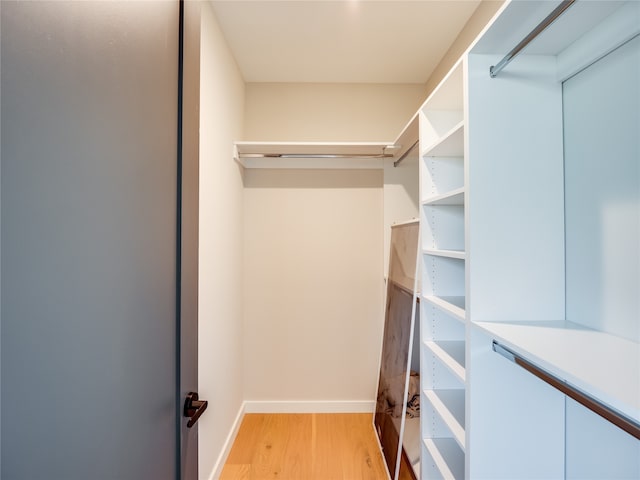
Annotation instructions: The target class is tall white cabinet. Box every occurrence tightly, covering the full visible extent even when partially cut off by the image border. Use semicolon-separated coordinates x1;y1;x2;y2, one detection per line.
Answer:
418;1;640;478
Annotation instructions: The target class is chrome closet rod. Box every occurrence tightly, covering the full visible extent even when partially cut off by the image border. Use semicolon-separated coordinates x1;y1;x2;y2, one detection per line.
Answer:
239;153;393;159
393;139;419;167
490;0;576;78
492;341;640;440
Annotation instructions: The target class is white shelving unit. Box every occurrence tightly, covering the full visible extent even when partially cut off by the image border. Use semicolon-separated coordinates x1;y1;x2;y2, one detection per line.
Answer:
464;1;639;479
418;59;467;480
418;1;639;478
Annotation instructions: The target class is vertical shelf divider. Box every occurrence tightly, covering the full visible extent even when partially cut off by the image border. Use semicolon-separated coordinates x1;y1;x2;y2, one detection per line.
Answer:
419;59;467;480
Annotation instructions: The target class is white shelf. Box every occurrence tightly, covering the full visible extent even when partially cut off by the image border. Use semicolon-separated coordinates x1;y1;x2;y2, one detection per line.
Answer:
424;296;466;322
474;321;640;424
421;122;464;157
423;438;464;480
424;389;466;450
424;249;465;260
233;141;392;169
423;187;465;206
425;340;466;383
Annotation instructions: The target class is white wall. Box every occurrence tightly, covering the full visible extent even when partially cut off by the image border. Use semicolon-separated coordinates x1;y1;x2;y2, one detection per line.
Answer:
241;83;424;410
198;3;245;478
243;169;384;409
244;83;425;142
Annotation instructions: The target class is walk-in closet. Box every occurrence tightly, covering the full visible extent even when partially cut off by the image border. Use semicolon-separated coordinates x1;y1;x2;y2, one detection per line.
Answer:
1;1;637;479
225;1;640;478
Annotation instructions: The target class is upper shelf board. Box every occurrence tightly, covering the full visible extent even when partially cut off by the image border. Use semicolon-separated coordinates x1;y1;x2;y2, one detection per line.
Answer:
474;320;640;424
422;121;464;157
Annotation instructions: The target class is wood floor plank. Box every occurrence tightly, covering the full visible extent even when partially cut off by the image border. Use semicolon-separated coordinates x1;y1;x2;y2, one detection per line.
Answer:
225;414;266;464
220;413;389;480
219;464;250;480
250;414;287;480
313;413;346;480
340;414;389;480
276;414;311;479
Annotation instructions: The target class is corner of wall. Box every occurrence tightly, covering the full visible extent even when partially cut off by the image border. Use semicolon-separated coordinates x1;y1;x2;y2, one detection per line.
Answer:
208;401;246;480
198;2;246;479
243;83;425;142
422;0;505;101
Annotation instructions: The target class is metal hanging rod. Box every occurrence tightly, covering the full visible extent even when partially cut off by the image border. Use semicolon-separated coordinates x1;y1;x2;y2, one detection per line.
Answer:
490;0;576;78
238;153;393;159
492;341;640;440
393;139;419;167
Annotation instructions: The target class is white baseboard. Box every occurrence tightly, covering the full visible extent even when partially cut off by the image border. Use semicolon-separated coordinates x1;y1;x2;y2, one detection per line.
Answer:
244;400;376;413
209;401;246;480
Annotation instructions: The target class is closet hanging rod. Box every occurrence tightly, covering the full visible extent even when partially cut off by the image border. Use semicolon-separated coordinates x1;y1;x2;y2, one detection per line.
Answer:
492;341;640;440
238;153;393;159
490;0;576;78
393;139;419;167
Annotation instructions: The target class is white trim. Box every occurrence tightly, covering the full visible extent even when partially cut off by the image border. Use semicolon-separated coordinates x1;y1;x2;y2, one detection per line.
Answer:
243;400;376;414
208;401;246;480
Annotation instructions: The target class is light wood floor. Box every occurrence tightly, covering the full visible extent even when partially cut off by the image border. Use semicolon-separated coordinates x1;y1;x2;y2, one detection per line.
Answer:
219;413;390;480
